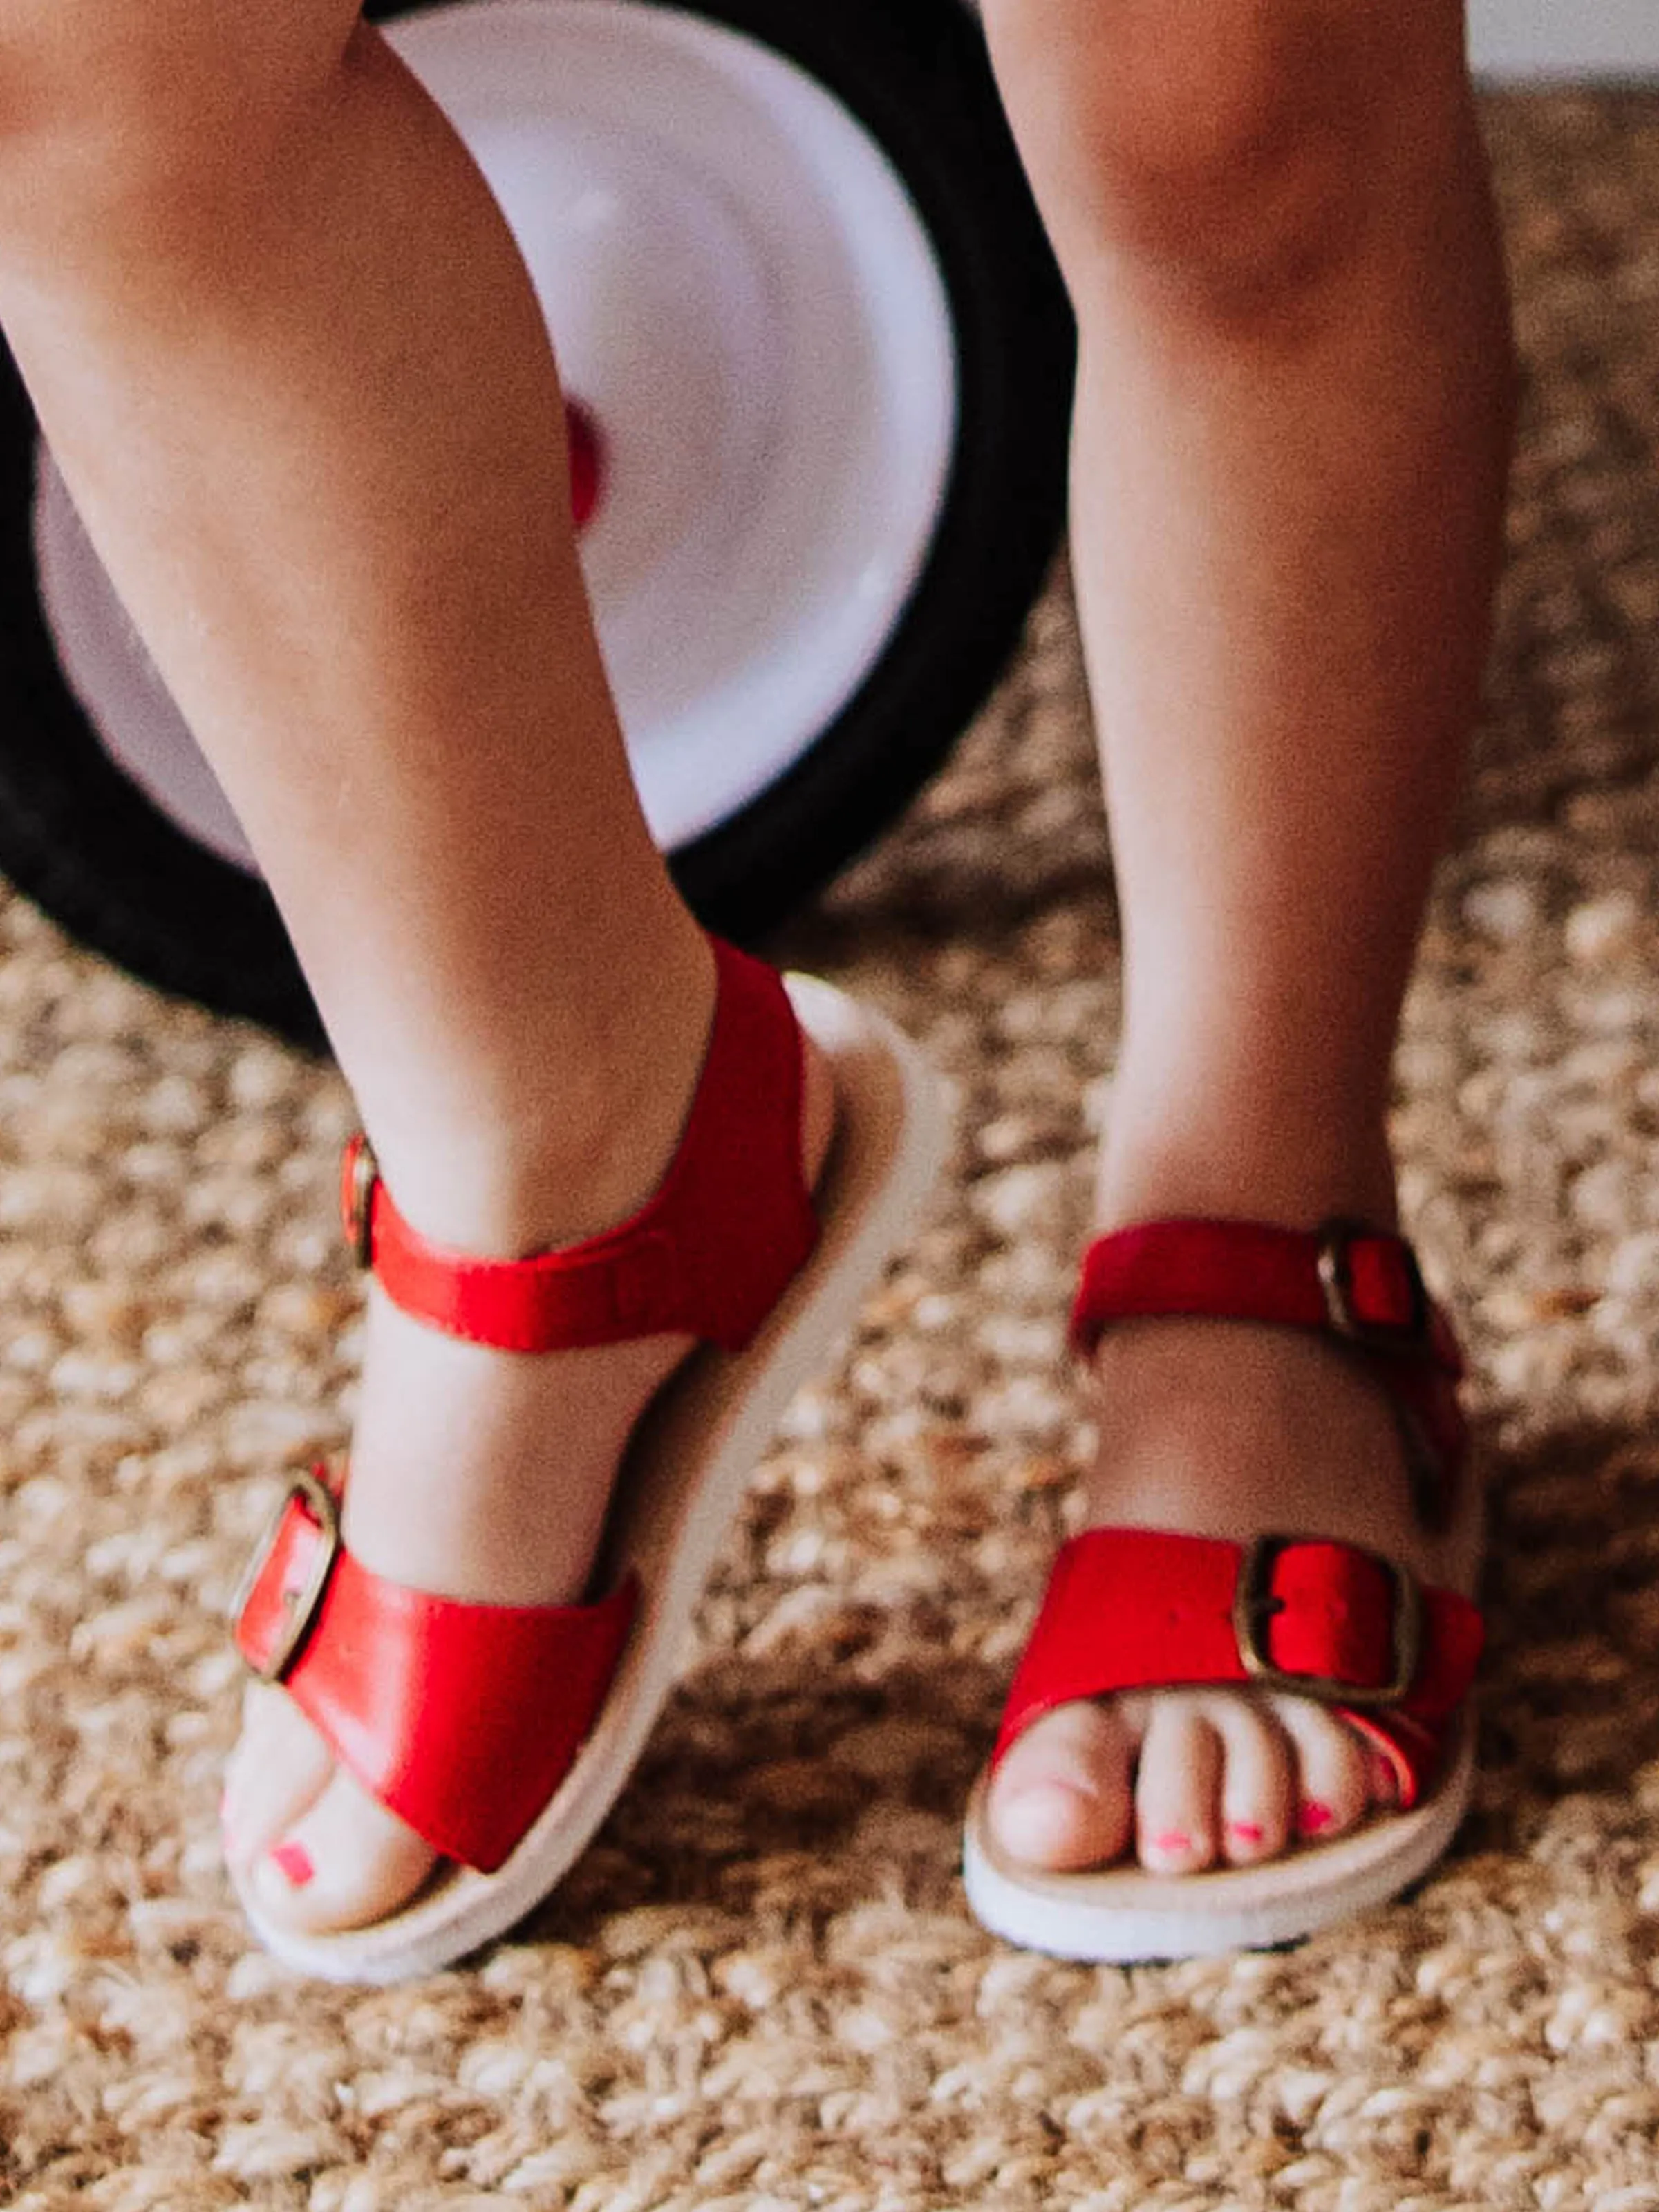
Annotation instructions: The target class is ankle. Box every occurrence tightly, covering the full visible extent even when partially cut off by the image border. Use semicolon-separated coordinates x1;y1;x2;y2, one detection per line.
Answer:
353;932;720;1254
1096;1089;1398;1236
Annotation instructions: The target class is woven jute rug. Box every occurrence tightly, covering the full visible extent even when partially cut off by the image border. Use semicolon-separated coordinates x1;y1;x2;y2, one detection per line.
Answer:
6;90;1659;2212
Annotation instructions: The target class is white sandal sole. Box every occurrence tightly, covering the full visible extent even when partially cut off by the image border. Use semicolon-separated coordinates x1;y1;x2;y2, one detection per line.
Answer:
962;1716;1477;1962
233;973;949;1983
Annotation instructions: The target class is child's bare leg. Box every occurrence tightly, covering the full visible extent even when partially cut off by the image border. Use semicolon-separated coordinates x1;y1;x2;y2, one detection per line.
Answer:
0;6;831;1928
980;0;1512;1871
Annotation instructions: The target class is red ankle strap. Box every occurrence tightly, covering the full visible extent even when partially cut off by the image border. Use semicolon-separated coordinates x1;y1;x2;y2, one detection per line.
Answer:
340;939;818;1354
1071;1217;1468;1518
1071;1217;1458;1367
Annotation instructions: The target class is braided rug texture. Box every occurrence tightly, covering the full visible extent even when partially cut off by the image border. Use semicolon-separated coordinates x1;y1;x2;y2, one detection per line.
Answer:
4;90;1659;2212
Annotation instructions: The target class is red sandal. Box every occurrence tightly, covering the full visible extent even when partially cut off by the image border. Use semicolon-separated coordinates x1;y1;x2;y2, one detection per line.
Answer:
230;939;947;1984
962;1217;1485;1961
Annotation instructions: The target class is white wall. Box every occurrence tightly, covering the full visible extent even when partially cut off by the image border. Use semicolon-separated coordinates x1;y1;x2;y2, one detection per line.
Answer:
1468;0;1659;78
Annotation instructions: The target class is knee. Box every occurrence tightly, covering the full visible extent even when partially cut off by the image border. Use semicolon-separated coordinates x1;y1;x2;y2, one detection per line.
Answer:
984;0;1470;315
0;0;363;238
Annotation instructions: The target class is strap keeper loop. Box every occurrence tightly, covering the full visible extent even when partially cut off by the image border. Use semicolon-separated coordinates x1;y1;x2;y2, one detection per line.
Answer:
1315;1217;1429;1349
341;1135;380;1271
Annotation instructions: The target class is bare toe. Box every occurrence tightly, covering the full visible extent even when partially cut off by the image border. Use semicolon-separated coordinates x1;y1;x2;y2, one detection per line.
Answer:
1271;1696;1375;1841
1201;1692;1294;1865
248;1763;438;1934
1134;1696;1222;1873
987;1700;1136;1870
222;1681;334;1870
225;1686;439;1932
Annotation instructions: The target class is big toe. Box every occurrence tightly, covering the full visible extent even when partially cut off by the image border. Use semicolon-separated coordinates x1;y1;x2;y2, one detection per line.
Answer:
247;1765;439;1933
224;1685;438;1934
222;1679;332;1867
985;1700;1136;1871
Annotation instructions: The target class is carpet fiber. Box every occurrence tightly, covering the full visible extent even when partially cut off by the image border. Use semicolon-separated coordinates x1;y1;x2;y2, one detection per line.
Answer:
6;91;1659;2212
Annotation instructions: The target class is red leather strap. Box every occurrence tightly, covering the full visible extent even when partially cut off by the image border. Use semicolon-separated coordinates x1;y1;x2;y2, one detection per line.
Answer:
342;936;817;1354
1071;1218;1468;1512
992;1528;1483;1807
1072;1218;1459;1370
989;1221;1480;1803
236;1473;637;1872
234;937;822;1871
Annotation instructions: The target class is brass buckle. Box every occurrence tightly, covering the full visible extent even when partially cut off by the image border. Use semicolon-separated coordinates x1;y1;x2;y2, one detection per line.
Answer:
232;1469;342;1684
344;1136;379;1271
1232;1533;1421;1709
1316;1217;1428;1351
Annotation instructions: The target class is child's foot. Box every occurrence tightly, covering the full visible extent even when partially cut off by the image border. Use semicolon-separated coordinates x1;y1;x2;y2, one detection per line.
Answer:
984;1222;1482;1880
220;1010;836;1935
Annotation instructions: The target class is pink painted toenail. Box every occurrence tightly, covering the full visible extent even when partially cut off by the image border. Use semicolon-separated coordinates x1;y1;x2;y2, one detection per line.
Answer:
269;1841;315;1888
1226;1820;1266;1846
1150;1830;1193;1857
1298;1801;1335;1835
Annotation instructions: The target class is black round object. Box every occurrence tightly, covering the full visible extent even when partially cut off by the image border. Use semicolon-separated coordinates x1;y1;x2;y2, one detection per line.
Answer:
0;0;1073;1047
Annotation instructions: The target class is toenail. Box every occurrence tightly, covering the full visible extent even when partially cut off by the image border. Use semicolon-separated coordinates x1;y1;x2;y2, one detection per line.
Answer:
1226;1819;1265;1846
1297;1801;1335;1836
1148;1830;1193;1857
269;1841;315;1888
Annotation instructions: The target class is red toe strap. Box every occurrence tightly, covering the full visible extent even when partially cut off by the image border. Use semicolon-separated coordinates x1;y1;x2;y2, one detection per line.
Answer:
991;1528;1483;1808
235;1472;637;1873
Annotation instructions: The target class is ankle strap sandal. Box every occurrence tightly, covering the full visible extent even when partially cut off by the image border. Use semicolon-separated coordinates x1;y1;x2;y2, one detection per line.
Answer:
231;939;948;1985
962;1215;1484;1965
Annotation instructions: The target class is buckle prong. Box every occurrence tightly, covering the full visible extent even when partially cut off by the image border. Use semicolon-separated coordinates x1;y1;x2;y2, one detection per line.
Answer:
1232;1533;1421;1708
345;1137;379;1271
